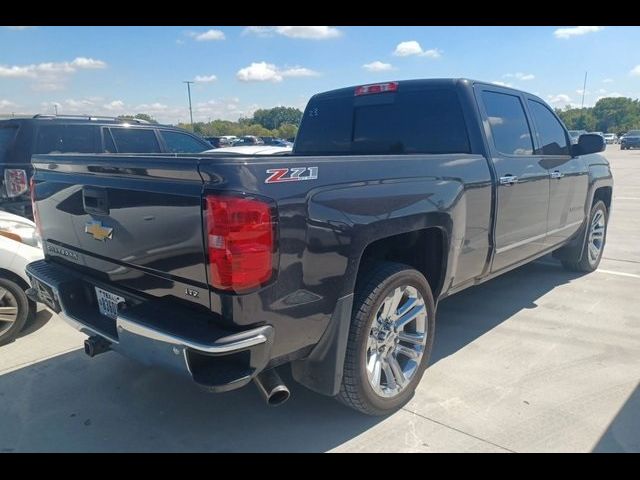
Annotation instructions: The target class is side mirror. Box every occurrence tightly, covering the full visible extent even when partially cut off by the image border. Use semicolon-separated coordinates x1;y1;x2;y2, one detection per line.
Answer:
572;133;605;156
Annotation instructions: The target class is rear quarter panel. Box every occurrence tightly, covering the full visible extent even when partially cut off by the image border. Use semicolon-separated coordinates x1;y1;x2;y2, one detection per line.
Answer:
199;152;493;357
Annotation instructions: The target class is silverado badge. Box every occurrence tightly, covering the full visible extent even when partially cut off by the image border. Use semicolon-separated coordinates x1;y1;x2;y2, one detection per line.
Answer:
85;220;113;241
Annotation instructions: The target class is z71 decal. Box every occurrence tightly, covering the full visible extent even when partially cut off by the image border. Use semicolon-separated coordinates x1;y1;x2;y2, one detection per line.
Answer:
265;167;318;184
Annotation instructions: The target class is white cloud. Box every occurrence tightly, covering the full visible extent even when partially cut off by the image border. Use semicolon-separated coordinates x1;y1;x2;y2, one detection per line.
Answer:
2;26;34;30
554;26;603;39
547;94;572;105
363;61;394;72
190;29;225;41
33;96;262;124
630;65;640;77
393;41;441;58
0;57;107;90
237;62;282;82
70;57;106;69
243;26;341;39
602;78;614;83
194;74;217;83
3;57;107;77
135;102;168;111
236;62;319;82
281;66;319;77
0;99;17;109
504;72;535;81
598;88;607;94
576;89;588;95
103;100;125;111
491;81;513;87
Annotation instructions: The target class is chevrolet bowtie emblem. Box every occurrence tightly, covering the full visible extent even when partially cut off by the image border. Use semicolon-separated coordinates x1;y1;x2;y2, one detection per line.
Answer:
85;220;113;241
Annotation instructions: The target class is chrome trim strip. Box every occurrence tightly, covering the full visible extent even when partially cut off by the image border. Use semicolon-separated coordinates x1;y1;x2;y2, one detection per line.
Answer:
547;219;584;237
27;262;268;355
496;220;583;254
116;316;267;354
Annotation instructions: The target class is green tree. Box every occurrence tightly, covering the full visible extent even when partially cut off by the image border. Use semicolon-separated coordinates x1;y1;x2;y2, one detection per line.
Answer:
252;107;303;130
276;123;298;140
118;113;158;124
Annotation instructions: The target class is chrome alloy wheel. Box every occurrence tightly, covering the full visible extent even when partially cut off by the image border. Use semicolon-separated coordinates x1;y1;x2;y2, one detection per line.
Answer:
366;285;428;398
0;287;19;336
588;209;606;264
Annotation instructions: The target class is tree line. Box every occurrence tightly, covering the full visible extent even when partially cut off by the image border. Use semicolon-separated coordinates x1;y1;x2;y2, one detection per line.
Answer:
555;97;640;135
118;106;303;139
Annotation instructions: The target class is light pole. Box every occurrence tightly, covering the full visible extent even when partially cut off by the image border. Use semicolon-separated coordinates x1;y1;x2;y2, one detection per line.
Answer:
183;81;194;130
54;104;58;115
581;71;588;109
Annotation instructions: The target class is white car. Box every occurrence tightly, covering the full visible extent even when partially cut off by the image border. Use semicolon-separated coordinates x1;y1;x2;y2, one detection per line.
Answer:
603;133;618;144
203;145;293;155
0;211;43;345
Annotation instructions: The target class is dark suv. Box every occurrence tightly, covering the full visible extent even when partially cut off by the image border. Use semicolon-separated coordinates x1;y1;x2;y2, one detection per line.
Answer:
0;115;211;218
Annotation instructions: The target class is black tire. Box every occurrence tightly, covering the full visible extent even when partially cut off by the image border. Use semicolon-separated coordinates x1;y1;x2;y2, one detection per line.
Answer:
337;262;436;415
0;277;34;346
561;201;608;273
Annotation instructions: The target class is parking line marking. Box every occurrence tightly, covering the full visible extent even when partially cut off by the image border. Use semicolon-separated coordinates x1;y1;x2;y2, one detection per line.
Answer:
595;269;640;279
536;261;640;279
614;197;640;201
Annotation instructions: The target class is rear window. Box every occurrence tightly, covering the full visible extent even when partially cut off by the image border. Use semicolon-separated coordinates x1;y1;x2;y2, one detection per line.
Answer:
34;125;97;154
294;88;470;155
160;130;209;153
109;128;161;153
0;126;18;159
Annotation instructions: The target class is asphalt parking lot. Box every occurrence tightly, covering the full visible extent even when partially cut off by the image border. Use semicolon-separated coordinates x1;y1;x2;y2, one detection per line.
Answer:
0;145;638;453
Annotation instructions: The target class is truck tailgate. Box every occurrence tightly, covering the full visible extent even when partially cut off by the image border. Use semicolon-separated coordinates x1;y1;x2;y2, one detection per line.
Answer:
32;154;209;308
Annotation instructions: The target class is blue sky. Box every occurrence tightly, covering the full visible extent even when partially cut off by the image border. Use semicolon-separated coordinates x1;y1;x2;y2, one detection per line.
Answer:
1;26;639;124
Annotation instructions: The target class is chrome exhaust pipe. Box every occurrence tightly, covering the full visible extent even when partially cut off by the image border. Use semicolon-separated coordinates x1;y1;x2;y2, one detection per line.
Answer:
253;368;290;407
84;335;111;358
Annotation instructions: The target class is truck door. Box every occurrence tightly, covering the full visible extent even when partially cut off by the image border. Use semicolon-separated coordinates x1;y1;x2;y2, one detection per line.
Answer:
476;87;550;273
524;97;589;247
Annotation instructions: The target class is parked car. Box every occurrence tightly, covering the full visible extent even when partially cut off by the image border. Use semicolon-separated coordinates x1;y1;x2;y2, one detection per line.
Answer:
204;145;292;155
231;135;264;146
603;133;618;144
261;137;294;147
0;114;212;219
621;130;640;150
0;210;43;345
568;130;588;145
26;79;611;415
204;136;234;149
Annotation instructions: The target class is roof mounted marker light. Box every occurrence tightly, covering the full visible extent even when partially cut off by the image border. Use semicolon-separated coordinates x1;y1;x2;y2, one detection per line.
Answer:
355;82;399;96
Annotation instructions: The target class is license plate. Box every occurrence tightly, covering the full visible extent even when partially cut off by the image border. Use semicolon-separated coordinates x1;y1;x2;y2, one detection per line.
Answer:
95;287;125;320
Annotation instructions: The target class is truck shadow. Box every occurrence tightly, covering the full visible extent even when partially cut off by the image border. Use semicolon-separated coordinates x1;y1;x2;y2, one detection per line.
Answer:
592;382;640;452
0;257;585;452
432;257;583;364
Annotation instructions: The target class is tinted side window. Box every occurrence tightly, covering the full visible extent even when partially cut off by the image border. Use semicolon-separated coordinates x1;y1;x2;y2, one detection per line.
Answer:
0;127;18;159
161;130;208;153
102;128;116;153
481;91;533;155
110;128;160;153
34;125;97;154
295;88;470;155
527;100;570;155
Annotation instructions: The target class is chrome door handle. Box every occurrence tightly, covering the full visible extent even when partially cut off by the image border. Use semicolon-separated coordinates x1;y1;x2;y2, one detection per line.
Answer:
550;170;564;179
499;175;518;185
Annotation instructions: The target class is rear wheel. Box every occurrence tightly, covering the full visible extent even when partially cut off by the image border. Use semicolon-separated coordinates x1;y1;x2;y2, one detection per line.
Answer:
337;262;436;415
561;200;608;273
0;278;33;346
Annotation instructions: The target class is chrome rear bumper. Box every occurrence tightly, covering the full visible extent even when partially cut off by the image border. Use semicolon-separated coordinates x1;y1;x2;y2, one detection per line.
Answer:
26;259;274;392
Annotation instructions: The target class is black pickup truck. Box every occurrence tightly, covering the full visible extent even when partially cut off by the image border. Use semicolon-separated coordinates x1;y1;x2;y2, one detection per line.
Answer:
26;79;612;415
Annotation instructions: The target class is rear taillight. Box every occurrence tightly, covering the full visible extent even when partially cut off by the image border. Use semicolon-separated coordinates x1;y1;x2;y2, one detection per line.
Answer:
4;169;28;198
30;177;41;237
205;194;275;293
355;81;399;96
